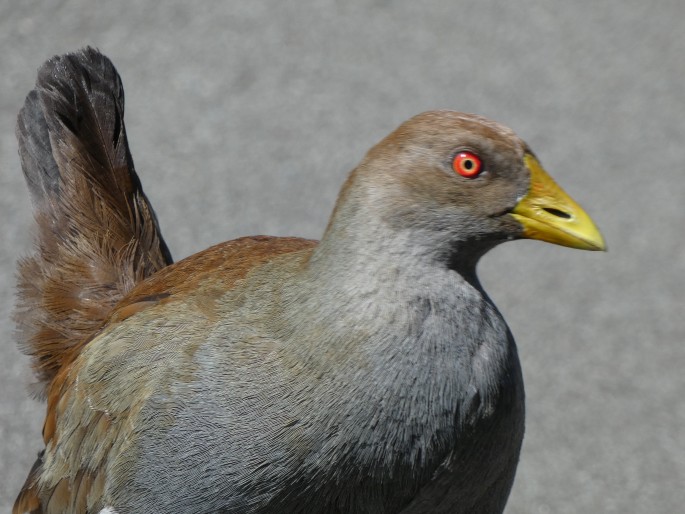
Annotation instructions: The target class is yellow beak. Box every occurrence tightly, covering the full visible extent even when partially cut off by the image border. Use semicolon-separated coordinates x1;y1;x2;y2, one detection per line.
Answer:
511;154;606;251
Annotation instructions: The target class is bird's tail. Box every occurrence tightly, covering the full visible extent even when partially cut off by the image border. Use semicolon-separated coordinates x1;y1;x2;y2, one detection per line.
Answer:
14;47;173;398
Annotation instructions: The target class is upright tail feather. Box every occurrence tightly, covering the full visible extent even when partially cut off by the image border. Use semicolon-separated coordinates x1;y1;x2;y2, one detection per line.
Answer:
15;47;173;398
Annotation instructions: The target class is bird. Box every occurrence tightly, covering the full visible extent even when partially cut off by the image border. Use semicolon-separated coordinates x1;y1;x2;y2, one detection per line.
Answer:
12;48;604;514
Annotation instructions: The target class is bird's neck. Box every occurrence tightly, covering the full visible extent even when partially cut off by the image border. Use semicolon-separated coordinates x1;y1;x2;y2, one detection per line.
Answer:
310;172;500;281
279;227;521;484
288;203;518;417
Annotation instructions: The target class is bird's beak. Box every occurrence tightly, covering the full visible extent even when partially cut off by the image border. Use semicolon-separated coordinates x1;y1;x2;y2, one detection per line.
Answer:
510;154;606;251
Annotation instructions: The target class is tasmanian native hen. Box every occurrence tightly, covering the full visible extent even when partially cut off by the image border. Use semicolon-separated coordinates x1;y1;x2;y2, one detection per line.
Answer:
13;48;604;514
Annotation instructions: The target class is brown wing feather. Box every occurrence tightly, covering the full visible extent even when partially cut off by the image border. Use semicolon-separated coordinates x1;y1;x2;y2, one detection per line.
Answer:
15;236;316;514
14;47;172;399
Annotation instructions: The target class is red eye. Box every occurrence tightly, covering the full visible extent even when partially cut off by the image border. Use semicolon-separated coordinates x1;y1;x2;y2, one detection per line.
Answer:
452;151;482;178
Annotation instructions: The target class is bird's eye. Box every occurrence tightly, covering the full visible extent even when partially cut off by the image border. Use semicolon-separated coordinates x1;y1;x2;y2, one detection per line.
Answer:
452;151;482;178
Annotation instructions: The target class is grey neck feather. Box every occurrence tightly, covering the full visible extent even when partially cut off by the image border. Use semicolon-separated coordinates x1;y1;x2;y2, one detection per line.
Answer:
278;178;521;476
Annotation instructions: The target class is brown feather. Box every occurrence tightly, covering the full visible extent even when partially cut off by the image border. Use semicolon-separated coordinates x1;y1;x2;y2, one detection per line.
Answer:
17;236;314;513
14;47;172;398
13;452;44;514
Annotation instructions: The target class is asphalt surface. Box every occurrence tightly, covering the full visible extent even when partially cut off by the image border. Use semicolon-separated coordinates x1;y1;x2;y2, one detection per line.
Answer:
1;1;683;512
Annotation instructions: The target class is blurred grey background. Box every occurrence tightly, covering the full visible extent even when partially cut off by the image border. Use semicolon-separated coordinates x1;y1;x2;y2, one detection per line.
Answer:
1;1;683;512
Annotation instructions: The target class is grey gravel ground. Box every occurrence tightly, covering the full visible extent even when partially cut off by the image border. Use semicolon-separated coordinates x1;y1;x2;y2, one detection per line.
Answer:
1;1;684;512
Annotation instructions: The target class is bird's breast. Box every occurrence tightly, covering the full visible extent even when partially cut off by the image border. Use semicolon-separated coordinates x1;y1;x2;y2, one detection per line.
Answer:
102;259;525;512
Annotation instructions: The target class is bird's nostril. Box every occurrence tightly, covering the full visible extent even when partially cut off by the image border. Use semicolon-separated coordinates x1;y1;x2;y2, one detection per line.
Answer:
542;207;572;220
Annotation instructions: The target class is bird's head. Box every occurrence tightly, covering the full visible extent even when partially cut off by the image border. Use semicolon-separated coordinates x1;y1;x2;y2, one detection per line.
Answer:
328;111;605;266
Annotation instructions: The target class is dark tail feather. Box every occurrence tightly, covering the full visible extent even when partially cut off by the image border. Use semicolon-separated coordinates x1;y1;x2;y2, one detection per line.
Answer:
15;47;173;397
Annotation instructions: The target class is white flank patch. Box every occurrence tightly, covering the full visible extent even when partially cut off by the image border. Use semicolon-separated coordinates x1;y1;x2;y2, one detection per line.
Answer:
99;508;118;514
